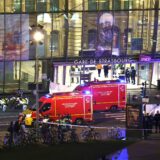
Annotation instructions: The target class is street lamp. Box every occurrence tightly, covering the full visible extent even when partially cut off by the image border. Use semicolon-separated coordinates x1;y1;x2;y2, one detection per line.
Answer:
32;28;44;131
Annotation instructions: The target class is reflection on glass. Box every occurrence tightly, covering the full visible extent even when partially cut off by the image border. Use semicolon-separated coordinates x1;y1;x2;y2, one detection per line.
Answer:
50;0;59;11
25;0;35;12
37;0;47;12
96;13;120;57
103;148;128;160
13;0;21;12
0;14;29;61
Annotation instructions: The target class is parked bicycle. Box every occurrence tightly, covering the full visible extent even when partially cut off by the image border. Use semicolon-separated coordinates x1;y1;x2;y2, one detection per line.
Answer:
107;127;122;140
80;127;101;142
69;127;79;143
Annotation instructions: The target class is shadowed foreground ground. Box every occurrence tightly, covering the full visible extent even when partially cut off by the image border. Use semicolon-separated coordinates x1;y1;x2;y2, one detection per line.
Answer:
0;140;135;160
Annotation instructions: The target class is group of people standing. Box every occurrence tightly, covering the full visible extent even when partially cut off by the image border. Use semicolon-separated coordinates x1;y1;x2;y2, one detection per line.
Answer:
143;110;160;136
96;64;109;78
70;64;137;83
125;66;136;84
96;64;136;84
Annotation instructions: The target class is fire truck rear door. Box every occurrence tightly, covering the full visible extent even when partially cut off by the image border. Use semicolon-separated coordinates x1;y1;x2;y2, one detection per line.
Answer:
83;95;93;120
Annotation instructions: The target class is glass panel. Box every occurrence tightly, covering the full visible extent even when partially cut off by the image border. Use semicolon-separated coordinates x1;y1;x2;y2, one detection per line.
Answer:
29;26;45;58
82;12;129;57
37;0;47;12
68;12;82;57
97;12;120;56
50;31;59;56
25;0;35;12
0;62;4;93
52;13;65;57
3;14;29;61
68;0;83;11
124;0;129;10
50;0;59;11
99;0;110;10
19;61;37;91
37;13;51;58
88;0;97;10
21;14;30;60
0;1;4;13
88;29;97;49
29;14;38;59
113;0;121;10
114;12;128;55
128;11;141;55
139;64;150;82
128;10;154;55
5;0;13;12
4;61;19;93
13;0;21;12
156;12;160;52
131;0;150;9
5;14;21;60
82;12;97;58
0;15;4;60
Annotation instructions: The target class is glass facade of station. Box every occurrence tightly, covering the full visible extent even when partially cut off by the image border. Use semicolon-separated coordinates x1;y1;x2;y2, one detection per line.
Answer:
0;0;160;93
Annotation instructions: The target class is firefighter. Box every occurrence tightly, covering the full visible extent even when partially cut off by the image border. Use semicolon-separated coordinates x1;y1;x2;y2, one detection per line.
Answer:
0;97;8;112
96;64;102;77
19;97;29;111
24;114;33;127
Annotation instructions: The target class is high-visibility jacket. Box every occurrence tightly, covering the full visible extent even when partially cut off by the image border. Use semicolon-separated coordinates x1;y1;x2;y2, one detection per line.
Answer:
25;116;33;126
96;64;102;69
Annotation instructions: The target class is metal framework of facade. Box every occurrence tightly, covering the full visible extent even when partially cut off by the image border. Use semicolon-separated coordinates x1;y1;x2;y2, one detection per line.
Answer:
0;0;160;93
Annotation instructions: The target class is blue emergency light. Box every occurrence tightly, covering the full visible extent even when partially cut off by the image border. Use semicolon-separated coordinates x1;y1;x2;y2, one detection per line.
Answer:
83;90;91;95
119;79;126;83
119;75;126;83
45;94;52;98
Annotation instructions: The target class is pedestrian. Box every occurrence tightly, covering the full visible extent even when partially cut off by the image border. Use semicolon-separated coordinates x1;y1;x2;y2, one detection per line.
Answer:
144;113;153;135
154;110;160;133
125;68;130;83
75;65;80;83
143;113;150;138
96;64;102;77
103;65;109;78
7;121;14;147
148;113;154;133
70;66;75;83
131;66;136;84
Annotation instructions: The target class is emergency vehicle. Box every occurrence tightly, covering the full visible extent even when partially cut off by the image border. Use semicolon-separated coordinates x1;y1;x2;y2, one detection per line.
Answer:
74;80;126;111
32;92;93;125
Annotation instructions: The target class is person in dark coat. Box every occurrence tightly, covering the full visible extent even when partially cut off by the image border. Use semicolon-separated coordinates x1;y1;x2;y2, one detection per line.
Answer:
103;65;109;78
125;68;130;83
154;110;160;133
131;66;136;84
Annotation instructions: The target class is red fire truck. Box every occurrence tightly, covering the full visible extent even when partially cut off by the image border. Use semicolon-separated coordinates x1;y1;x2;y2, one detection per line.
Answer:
32;92;93;125
74;80;126;111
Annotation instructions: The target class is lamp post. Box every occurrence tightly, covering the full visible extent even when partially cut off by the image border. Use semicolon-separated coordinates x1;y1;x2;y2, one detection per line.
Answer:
32;30;44;130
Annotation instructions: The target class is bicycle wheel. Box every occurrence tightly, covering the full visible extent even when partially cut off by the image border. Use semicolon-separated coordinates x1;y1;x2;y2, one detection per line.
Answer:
80;130;89;141
115;130;122;139
94;132;101;141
